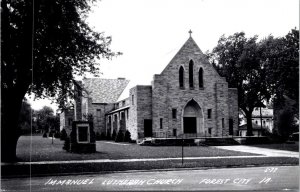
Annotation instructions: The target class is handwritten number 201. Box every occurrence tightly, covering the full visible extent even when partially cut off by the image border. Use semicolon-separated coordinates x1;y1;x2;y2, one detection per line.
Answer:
264;167;278;173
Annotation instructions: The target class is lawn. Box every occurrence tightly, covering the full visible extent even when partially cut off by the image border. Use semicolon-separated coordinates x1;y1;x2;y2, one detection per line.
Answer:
4;135;297;176
16;136;259;162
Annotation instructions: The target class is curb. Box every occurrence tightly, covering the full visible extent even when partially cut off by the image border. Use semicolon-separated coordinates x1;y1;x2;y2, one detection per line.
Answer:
1;156;298;178
3;163;298;179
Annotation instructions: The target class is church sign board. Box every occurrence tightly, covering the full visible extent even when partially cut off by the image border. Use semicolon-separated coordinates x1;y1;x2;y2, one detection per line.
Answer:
70;121;96;153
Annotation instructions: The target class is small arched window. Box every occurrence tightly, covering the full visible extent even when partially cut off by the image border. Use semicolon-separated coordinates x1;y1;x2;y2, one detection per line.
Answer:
189;60;194;88
199;67;203;88
179;66;184;88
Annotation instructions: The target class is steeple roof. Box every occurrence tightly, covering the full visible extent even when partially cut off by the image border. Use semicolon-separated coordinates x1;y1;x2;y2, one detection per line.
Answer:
160;32;207;74
178;36;204;55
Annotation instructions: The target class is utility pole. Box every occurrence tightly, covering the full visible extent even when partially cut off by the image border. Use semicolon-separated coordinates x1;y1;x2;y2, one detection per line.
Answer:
52;131;54;144
260;96;263;137
260;106;263;137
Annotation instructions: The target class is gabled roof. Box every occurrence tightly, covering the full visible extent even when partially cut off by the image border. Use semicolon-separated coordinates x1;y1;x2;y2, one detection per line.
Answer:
116;80;136;102
161;36;206;74
160;36;224;81
82;78;129;104
252;108;273;118
177;36;204;56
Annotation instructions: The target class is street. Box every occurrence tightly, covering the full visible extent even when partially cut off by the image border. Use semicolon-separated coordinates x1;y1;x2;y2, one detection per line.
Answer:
1;166;298;191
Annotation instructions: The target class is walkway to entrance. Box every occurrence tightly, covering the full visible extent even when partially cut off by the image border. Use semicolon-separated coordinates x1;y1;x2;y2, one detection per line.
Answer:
215;146;299;158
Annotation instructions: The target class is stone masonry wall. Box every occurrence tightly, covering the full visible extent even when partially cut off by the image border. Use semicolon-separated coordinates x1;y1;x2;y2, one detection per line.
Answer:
127;87;138;140
228;88;239;135
150;37;234;137
104;104;115;136
152;74;169;134
136;86;152;138
215;82;229;136
74;81;82;121
59;110;74;135
60;112;66;131
87;103;113;134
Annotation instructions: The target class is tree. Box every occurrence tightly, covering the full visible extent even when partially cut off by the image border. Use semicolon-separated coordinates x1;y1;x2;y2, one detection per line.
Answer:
262;29;299;137
263;29;299;109
209;32;271;136
274;96;299;139
35;106;59;134
18;99;33;135
1;0;120;162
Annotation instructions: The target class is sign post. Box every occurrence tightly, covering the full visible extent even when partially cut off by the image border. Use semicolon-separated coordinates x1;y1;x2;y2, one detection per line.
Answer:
182;135;184;165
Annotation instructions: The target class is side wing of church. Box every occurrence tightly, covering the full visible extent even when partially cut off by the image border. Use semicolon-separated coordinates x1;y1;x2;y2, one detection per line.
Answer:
70;35;238;142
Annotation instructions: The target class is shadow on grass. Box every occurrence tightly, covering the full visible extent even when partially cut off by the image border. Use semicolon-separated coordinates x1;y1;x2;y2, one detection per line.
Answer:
16;136;263;162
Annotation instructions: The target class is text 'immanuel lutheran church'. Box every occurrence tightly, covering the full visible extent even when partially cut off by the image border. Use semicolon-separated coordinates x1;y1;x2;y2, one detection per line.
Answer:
60;32;239;142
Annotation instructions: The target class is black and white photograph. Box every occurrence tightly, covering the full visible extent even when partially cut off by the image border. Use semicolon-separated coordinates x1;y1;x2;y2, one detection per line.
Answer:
1;0;299;191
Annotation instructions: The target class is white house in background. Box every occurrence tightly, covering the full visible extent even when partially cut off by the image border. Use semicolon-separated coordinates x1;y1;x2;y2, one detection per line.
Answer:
251;107;273;132
239;107;274;136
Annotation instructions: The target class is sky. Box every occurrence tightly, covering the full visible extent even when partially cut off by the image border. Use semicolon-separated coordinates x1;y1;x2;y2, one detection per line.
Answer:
28;0;299;112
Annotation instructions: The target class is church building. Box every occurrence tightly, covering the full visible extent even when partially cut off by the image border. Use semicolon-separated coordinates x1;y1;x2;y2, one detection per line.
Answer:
71;33;239;142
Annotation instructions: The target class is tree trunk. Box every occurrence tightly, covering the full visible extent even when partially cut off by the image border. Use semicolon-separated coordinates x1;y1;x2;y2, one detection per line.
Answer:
1;0;34;162
1;125;20;162
246;112;253;136
1;89;27;162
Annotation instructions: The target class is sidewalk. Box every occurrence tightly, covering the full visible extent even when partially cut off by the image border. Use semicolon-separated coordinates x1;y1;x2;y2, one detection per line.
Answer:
2;155;265;165
2;154;298;177
215;146;299;158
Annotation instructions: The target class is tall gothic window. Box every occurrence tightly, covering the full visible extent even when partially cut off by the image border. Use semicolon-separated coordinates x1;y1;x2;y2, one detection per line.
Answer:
189;60;194;88
199;67;203;88
179;66;184;88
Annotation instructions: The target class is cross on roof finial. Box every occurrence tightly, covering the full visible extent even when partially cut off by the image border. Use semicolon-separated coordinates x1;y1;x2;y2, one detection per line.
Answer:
189;29;192;37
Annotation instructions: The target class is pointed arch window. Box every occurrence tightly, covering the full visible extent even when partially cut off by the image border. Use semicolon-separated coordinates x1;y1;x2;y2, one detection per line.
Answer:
179;66;184;88
189;60;194;88
199;67;203;88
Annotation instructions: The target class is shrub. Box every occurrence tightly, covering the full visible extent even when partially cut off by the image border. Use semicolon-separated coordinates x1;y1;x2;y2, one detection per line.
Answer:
115;130;124;142
100;132;106;140
49;132;53;137
111;130;117;141
60;129;67;140
63;137;70;152
124;130;131;142
96;132;101;140
106;133;112;140
54;132;61;138
42;132;48;138
277;109;298;140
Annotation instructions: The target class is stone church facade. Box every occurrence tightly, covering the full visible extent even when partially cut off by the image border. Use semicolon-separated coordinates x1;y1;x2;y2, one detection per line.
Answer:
71;35;238;141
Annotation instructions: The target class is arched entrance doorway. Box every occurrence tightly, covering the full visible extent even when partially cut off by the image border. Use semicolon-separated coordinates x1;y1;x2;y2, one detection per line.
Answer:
182;99;203;134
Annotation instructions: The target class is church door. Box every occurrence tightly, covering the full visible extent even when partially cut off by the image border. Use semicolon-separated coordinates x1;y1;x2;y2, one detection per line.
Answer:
144;119;152;137
182;99;203;135
183;117;197;133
